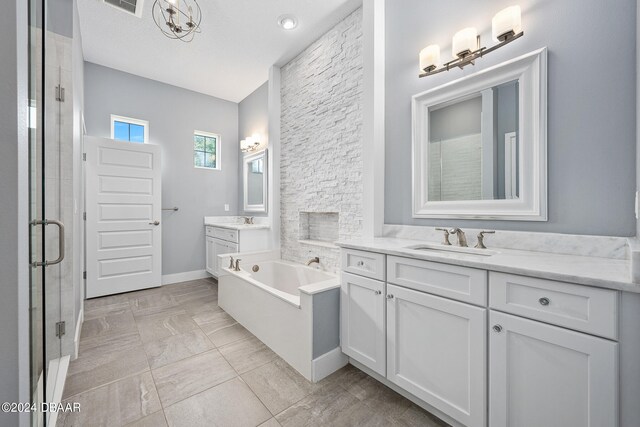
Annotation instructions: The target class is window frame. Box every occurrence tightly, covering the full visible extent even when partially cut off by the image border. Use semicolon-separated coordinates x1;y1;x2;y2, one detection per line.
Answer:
193;130;221;171
110;114;149;143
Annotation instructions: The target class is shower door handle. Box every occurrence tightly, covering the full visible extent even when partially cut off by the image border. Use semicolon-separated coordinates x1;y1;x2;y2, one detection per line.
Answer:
31;219;65;267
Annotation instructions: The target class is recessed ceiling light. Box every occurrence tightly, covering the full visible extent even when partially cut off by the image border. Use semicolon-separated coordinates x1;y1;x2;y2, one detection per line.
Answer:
277;15;298;30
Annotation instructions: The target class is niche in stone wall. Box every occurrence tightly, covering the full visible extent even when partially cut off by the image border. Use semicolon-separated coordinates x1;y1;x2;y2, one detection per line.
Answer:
298;212;339;249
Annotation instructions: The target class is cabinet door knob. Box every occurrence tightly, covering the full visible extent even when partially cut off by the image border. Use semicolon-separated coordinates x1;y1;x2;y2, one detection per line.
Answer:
539;297;550;306
357;261;364;267
492;324;503;333
386;294;394;299
374;290;381;295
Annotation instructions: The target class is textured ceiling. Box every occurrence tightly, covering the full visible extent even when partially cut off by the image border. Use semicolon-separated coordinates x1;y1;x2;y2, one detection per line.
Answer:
77;0;362;102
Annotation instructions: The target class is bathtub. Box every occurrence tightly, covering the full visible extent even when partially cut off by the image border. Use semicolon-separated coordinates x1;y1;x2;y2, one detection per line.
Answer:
218;250;347;382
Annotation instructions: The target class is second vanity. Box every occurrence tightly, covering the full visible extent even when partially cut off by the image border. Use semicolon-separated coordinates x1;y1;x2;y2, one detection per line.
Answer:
204;217;271;278
337;235;639;427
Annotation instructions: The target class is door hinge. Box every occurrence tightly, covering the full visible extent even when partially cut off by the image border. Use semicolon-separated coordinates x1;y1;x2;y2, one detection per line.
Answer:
55;85;65;102
83;271;86;280
83;212;86;221
55;321;66;338
82;153;86;161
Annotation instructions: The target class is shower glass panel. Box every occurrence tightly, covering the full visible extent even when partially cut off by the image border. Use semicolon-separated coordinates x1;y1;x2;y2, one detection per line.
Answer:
28;0;65;424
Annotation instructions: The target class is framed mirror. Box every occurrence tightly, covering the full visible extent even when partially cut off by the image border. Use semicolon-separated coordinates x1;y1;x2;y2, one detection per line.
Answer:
243;150;268;213
412;48;547;220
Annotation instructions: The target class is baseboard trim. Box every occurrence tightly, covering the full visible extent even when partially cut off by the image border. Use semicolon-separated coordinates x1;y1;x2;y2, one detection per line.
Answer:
162;269;210;285
73;307;83;360
312;347;348;382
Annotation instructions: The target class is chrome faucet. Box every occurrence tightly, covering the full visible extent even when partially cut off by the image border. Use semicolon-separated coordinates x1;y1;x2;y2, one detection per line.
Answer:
435;228;452;245
233;258;242;271
449;228;468;247
242;216;254;224
306;257;320;266
475;231;495;249
228;256;235;269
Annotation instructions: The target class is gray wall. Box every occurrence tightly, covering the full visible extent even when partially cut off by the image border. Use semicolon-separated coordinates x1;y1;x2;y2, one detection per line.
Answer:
385;0;637;236
238;82;269;216
84;62;239;276
0;0;29;424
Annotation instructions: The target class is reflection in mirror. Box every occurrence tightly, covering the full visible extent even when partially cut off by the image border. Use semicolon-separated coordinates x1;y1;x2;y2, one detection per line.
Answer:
247;157;264;205
427;80;519;202
243;150;268;212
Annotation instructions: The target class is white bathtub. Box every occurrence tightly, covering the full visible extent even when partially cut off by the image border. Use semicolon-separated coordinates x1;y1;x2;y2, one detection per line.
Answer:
218;250;347;382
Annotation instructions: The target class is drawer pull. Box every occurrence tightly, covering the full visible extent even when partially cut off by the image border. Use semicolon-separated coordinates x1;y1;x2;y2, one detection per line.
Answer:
374;290;381;295
386;294;394;299
492;324;503;333
539;297;550;306
357;260;365;267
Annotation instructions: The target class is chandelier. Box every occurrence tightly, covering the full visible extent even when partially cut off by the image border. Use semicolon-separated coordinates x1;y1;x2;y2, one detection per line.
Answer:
152;0;202;42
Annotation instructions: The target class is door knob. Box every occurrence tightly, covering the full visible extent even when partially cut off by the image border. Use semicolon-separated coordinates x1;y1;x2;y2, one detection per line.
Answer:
493;324;503;333
149;221;160;226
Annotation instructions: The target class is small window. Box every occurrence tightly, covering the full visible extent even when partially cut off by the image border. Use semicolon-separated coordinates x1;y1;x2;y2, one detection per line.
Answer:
110;115;149;143
194;131;220;170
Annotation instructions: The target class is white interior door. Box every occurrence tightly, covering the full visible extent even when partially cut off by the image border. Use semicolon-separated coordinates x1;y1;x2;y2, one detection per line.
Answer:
85;136;162;298
504;132;517;199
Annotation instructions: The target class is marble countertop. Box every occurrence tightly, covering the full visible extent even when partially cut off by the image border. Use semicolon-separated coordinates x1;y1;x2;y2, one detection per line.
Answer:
204;222;270;231
336;238;640;293
203;217;270;230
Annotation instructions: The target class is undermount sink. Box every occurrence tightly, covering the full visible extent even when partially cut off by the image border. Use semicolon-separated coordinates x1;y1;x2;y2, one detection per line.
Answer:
405;243;497;257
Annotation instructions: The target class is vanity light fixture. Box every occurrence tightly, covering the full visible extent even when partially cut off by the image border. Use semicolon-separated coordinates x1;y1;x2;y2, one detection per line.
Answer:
418;5;523;78
241;133;262;153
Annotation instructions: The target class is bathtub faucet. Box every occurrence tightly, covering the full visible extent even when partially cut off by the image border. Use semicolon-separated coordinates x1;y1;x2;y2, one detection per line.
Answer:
233;259;242;272
306;257;320;266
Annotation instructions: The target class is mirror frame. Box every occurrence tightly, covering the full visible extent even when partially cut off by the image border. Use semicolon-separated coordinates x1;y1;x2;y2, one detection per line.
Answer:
243;149;268;213
412;48;547;221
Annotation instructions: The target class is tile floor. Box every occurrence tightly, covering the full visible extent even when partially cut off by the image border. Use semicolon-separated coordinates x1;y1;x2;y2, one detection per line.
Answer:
58;278;449;427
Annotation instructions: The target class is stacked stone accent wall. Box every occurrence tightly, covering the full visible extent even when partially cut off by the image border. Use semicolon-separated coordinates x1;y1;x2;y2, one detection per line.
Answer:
280;8;364;272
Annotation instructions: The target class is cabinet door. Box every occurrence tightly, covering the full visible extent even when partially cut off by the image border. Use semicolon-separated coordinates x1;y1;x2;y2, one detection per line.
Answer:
387;284;486;427
490;311;618;427
205;236;216;275
340;272;386;376
212;239;230;277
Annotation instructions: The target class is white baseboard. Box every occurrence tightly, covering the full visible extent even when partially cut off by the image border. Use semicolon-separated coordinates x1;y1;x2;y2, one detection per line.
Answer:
162;269;210;285
312;347;348;382
73;307;83;360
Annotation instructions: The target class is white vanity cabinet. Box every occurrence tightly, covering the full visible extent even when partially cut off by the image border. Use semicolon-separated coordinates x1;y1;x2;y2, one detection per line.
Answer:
339;247;621;427
387;284;486;427
489;310;617;427
205;224;270;278
340;272;386;375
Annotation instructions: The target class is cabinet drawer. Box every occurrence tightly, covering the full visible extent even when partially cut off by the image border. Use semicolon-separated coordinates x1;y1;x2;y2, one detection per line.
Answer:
387;256;487;305
489;272;618;339
341;249;386;281
212;227;239;244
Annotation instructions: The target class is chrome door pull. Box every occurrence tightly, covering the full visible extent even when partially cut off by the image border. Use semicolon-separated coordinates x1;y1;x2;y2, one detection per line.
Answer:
31;219;65;267
149;221;160;226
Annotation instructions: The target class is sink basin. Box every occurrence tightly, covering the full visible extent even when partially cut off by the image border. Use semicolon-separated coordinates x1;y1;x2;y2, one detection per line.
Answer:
405;243;497;257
